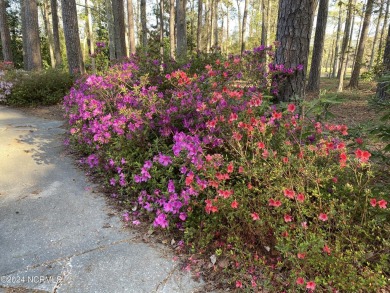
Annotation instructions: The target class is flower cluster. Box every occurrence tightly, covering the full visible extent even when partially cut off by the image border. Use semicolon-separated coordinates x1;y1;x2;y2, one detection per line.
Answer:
65;47;389;291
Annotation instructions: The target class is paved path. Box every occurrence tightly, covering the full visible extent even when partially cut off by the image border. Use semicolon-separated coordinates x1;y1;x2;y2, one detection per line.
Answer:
0;106;204;293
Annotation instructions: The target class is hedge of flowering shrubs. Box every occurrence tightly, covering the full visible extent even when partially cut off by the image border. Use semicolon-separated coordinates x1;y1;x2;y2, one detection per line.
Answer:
64;47;389;292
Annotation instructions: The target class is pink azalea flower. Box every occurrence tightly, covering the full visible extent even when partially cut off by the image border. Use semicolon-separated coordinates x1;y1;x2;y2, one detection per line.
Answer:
251;212;260;221
287;103;296;113
296;193;305;202
370;198;377;207
323;244;331;255
318;213;328;221
296;277;305;285
284;214;292;222
306;281;316;290
236;280;243;288
378;199;387;209
231;200;239;209
284;188;295;199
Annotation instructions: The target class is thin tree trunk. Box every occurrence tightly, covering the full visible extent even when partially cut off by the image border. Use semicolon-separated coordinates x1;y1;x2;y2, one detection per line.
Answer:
344;0;357;79
226;5;229;55
61;0;84;74
329;38;334;77
41;1;55;68
236;0;242;53
376;21;390;100
21;0;27;69
51;0;62;67
160;0;164;61
176;0;187;59
377;0;389;63
352;2;365;71
106;0;116;60
127;0;136;54
369;0;384;69
213;0;218;48
112;0;127;59
170;0;175;58
337;0;353;92
140;0;148;48
241;0;248;54
0;0;13;62
197;0;202;51
261;0;268;46
85;0;96;73
275;0;316;102
23;0;42;71
307;0;329;92
205;0;210;52
332;3;342;78
349;0;374;88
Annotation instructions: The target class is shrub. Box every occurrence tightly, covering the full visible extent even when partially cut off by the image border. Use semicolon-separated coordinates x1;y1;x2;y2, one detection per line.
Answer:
65;47;389;292
7;69;74;106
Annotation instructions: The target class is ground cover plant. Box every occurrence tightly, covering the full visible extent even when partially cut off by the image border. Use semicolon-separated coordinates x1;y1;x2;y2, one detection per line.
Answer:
64;47;389;292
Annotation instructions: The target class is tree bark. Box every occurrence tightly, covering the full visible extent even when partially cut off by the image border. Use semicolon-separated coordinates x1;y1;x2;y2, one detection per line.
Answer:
337;0;353;92
112;0;127;59
61;0;84;74
85;0;96;73
160;0;164;61
22;0;42;71
176;0;187;59
170;0;175;58
213;0;218;48
376;21;390;100
51;0;62;67
377;0;389;64
0;0;13;62
260;0;269;46
307;0;329;93
332;3;342;78
127;0;136;54
275;0;316;102
236;0;242;54
349;0;374;88
140;0;148;48
241;0;248;54
368;0;384;69
41;0;55;68
105;0;116;60
197;0;202;51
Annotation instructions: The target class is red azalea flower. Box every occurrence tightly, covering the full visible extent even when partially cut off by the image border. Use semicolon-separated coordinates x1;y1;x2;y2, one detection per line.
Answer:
306;281;316;290
282;157;289;163
296;277;305;285
231;200;239;209
227;163;234;173
378;199;387;209
284;188;295;199
284;214;292;222
251;212;260;220
296;193;305;202
236;280;243;288
287;103;296;113
323;244;331;255
257;141;265;149
355;137;363;144
370;198;377;207
318;213;328;221
297;252;306;259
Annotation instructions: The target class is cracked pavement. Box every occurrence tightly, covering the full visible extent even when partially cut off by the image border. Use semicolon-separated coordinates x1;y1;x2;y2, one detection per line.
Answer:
0;106;205;293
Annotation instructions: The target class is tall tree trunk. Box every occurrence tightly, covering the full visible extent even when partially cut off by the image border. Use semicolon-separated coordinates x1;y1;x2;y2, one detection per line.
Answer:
21;0;27;69
332;3;342;78
205;0;210;52
85;0;96;73
241;0;248;54
226;5;229;55
344;0;357;80
41;0;55;68
170;0;175;58
328;38;334;77
160;0;164;61
51;0;62;67
369;0;384;69
376;21;390;100
236;0;242;53
307;0;329;92
127;0;136;55
22;0;42;71
106;0;116;60
176;0;187;59
61;0;84;74
260;0;268;46
112;0;127;59
0;0;13;62
337;0;353;92
140;0;148;48
275;0;316;102
352;2;364;71
213;0;218;48
197;0;202;51
377;0;389;64
349;0;374;88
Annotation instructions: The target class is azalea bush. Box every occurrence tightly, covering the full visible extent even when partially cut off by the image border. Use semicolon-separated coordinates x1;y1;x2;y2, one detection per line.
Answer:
64;47;389;292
